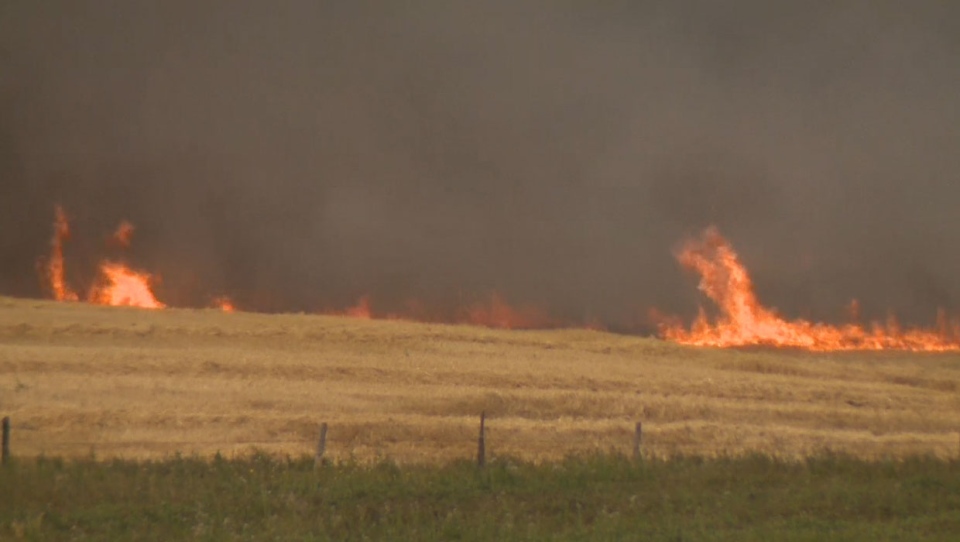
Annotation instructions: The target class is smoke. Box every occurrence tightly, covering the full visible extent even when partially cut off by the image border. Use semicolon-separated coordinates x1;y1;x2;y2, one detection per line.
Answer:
2;1;960;330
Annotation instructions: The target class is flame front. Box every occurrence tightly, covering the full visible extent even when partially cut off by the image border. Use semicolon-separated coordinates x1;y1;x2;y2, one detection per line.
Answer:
659;227;960;351
40;205;960;346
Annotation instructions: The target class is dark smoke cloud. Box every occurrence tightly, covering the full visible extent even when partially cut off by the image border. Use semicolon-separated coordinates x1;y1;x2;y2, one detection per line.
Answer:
2;1;960;330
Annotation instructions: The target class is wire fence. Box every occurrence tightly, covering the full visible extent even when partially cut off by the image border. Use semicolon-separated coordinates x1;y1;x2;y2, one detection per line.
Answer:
3;415;959;466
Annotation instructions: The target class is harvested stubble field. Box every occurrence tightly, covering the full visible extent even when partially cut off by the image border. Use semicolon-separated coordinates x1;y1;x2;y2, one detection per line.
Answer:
2;296;960;463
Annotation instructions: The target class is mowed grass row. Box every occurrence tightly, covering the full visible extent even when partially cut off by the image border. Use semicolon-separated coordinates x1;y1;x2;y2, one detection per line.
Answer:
3;452;960;541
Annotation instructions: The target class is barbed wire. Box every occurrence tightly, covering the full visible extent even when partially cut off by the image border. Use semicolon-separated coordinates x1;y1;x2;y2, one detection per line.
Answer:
5;415;958;459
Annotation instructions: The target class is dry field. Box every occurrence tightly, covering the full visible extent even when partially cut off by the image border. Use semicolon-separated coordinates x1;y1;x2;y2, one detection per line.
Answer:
2;296;960;463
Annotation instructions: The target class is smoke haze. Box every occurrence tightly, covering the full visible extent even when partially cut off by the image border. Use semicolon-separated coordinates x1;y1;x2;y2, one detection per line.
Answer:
2;1;960;330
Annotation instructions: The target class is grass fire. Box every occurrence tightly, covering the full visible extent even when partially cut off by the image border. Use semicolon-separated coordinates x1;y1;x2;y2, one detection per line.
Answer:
4;2;960;539
658;227;960;352
39;206;960;352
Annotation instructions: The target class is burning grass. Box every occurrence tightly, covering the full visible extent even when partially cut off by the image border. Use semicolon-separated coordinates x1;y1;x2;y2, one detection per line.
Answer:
42;205;226;311
658;227;960;351
2;296;960;463
39;206;960;349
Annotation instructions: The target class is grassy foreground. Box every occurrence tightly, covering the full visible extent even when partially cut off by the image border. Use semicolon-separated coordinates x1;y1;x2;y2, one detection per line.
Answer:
3;453;960;541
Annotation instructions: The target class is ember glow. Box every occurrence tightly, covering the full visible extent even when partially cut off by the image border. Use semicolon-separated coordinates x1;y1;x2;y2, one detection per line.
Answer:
343;295;373;319
658;227;960;351
110;220;135;248
212;296;237;313
458;293;553;329
334;292;554;330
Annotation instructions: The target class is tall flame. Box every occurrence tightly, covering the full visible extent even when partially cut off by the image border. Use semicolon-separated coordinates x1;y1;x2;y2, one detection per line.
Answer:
659;227;960;351
46;205;79;301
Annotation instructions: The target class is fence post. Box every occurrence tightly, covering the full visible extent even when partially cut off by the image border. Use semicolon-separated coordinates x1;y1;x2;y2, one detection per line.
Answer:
477;411;486;468
632;421;642;460
314;422;328;468
2;417;9;465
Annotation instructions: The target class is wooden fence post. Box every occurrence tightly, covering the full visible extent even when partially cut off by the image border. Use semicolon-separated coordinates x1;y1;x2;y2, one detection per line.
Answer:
314;422;328;467
632;421;642;460
477;411;486;468
2;417;9;465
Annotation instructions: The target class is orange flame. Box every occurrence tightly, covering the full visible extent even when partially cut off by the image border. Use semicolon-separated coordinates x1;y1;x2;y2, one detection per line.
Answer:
46;205;79;301
89;262;165;309
658;227;960;351
43;206;166;310
213;296;236;313
90;219;164;309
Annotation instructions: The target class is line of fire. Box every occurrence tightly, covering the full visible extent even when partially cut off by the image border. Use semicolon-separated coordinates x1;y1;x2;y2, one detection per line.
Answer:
39;205;960;352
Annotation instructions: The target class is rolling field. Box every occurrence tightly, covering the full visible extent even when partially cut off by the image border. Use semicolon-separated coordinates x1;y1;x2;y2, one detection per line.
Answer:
2;296;960;463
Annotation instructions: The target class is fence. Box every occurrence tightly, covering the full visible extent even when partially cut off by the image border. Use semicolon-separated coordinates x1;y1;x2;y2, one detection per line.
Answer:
2;416;9;464
1;414;957;467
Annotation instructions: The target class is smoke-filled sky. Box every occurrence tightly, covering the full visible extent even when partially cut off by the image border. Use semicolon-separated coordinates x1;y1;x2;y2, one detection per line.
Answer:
2;1;960;330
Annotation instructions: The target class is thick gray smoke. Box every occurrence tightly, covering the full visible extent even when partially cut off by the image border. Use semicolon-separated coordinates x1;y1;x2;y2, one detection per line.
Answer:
2;1;960;331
